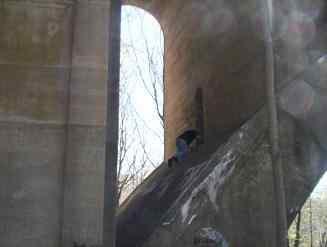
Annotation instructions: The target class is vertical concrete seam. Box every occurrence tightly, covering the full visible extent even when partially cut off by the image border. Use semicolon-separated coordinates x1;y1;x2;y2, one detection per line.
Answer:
60;1;77;246
103;1;121;246
163;41;167;159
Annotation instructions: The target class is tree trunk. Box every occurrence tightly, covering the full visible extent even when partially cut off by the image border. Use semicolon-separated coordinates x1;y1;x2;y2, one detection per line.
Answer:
310;199;313;247
294;210;301;247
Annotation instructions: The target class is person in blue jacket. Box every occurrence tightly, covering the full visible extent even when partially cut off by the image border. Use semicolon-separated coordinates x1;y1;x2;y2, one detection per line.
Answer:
168;129;200;168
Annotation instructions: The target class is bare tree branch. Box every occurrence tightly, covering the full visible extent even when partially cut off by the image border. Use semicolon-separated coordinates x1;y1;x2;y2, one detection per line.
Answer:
117;7;164;203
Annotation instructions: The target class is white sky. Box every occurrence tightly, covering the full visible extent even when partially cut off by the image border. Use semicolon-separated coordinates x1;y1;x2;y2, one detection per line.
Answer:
312;172;327;197
120;6;164;173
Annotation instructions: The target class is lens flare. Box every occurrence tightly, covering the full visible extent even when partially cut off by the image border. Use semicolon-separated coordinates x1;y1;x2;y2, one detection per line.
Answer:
279;11;317;48
279;80;316;118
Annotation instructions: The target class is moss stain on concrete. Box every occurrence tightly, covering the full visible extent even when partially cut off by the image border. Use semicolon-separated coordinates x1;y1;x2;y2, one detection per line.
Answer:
0;1;70;121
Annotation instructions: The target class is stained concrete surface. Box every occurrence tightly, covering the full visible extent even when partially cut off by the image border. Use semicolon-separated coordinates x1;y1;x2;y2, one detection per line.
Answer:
0;0;326;246
0;1;109;246
117;60;327;247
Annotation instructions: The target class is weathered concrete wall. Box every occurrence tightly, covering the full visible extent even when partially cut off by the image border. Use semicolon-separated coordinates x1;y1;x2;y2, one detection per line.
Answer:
61;1;109;246
0;0;109;246
0;1;74;246
1;0;326;246
161;0;266;159
140;62;327;247
141;110;326;247
117;104;327;247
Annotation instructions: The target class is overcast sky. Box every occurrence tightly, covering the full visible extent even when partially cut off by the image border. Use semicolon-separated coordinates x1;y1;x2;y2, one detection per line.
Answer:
120;6;164;176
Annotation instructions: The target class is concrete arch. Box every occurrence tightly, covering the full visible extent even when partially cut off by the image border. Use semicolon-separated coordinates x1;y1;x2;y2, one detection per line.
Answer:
122;1;166;32
149;0;267;160
122;0;163;21
121;0;268;160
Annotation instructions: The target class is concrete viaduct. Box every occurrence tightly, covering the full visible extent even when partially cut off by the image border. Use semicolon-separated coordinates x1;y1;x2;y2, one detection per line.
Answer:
0;0;326;246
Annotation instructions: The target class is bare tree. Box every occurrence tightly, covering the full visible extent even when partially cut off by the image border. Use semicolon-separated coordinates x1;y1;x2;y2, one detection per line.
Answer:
320;232;327;247
310;198;314;247
123;7;164;130
117;6;164;203
294;210;302;247
117;76;152;203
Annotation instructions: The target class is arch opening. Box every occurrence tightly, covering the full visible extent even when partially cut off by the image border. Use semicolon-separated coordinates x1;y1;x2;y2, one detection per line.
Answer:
118;5;164;202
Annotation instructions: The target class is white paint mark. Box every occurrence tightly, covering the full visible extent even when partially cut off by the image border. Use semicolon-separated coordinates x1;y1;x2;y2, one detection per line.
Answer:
181;150;235;223
188;214;197;225
162;216;176;227
181;201;191;223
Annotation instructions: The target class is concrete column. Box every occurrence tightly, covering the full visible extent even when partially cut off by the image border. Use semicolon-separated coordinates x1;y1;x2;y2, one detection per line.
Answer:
0;1;74;246
61;1;110;246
